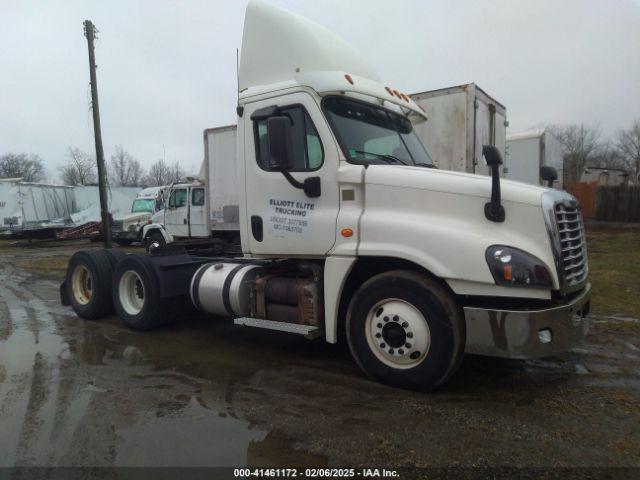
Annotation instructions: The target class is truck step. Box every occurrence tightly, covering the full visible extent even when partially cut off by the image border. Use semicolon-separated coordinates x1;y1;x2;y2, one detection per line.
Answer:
233;317;322;339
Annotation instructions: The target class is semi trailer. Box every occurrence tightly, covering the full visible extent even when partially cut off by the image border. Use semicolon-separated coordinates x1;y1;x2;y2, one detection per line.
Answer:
0;179;75;238
60;0;591;390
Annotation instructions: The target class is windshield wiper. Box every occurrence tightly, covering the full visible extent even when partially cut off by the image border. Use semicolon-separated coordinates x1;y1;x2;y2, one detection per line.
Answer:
415;163;438;169
353;150;409;166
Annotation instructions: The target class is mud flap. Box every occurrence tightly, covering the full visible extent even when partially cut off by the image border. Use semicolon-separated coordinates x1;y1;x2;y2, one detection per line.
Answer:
59;280;70;306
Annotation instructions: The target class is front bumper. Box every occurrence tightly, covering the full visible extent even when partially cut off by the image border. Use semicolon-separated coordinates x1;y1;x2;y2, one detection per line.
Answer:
463;283;591;359
113;230;138;241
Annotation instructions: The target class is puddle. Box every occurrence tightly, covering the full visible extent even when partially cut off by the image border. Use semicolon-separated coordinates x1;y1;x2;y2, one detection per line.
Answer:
115;397;263;467
0;262;330;467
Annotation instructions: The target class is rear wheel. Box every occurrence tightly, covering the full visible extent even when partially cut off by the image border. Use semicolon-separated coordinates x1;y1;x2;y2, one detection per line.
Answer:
65;250;115;319
346;270;465;391
103;248;126;268
112;254;176;330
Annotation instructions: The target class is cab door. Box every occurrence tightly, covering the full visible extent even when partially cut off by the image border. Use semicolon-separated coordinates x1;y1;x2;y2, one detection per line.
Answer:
189;186;208;237
244;92;340;256
165;187;189;238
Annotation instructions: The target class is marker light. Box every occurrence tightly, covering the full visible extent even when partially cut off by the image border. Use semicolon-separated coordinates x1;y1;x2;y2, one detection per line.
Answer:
341;228;354;238
385;86;394;95
344;74;354;85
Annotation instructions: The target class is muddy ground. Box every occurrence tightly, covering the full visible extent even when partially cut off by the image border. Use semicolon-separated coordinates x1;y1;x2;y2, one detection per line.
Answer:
0;230;639;470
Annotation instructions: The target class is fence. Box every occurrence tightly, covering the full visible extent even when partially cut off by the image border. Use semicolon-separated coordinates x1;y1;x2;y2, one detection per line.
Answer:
565;183;640;222
565;182;598;219
595;186;640;222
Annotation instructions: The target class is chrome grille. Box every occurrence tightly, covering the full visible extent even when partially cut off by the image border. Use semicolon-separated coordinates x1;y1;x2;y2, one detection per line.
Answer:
112;220;124;232
554;203;588;287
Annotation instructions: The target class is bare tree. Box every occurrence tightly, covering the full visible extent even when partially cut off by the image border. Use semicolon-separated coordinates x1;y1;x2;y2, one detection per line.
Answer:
616;119;640;183
0;153;45;182
143;159;186;186
589;140;630;171
109;145;144;186
168;161;185;183
548;124;602;183
59;147;97;185
144;159;171;186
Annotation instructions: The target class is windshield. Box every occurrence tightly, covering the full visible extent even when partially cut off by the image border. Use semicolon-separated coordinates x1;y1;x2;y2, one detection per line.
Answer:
323;97;433;167
131;198;155;213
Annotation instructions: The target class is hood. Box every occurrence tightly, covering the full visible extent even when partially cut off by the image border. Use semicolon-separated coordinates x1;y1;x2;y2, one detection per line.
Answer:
364;165;547;207
115;212;151;223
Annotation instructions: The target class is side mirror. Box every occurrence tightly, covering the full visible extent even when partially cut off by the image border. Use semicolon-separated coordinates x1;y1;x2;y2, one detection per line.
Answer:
483;145;503;167
482;145;505;223
540;166;558;187
267;116;295;171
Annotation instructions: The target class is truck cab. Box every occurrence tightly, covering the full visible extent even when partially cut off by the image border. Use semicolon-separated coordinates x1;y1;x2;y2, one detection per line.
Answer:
144;182;208;249
112;186;166;246
62;0;591;391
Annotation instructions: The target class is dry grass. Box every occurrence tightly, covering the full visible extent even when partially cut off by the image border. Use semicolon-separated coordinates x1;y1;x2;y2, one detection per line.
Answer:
585;226;640;318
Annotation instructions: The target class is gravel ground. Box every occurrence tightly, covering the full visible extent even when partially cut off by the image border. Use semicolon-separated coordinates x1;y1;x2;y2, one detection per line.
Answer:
0;237;638;472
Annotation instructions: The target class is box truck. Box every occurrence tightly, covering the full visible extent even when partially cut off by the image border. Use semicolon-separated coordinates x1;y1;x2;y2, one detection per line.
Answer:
141;126;239;251
60;0;590;390
410;84;507;177
506;128;564;188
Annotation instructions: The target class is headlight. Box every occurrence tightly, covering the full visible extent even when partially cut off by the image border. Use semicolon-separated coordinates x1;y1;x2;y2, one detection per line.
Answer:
485;245;553;288
128;223;139;232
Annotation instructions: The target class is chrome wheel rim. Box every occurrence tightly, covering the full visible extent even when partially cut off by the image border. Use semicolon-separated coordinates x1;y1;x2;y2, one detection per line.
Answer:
365;298;430;369
71;265;92;305
119;270;145;315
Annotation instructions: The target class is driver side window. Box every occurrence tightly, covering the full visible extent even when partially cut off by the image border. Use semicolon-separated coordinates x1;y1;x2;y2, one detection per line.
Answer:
254;106;323;171
169;189;187;208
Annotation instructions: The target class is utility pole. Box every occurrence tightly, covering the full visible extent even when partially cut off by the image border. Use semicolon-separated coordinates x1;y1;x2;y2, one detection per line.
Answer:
83;20;112;248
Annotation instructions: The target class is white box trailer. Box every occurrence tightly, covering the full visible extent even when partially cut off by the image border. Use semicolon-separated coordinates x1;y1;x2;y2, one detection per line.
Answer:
410;84;507;176
0;179;75;235
506;128;564;188
203;124;239;231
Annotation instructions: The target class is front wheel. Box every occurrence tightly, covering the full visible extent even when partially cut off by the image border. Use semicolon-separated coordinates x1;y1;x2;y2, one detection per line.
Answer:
346;270;465;391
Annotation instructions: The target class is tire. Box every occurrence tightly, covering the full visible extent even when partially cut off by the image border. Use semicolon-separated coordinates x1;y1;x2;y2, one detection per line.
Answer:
65;250;115;320
115;239;133;247
145;232;165;253
346;270;465;391
112;254;177;330
103;248;127;268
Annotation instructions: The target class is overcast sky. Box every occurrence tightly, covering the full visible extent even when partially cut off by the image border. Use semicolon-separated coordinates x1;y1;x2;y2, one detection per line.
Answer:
1;0;639;181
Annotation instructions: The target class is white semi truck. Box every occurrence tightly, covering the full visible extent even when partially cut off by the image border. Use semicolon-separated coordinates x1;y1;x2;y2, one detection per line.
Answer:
60;0;591;390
